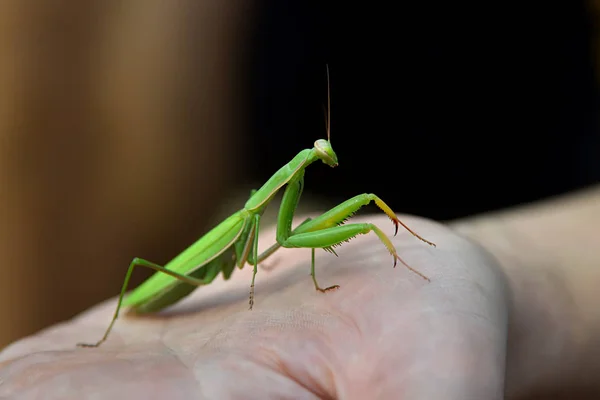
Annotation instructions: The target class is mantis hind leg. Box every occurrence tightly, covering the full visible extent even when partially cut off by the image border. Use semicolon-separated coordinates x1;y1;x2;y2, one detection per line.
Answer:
76;257;220;348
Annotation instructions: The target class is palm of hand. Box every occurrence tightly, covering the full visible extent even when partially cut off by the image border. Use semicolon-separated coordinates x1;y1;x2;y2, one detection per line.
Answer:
0;216;508;399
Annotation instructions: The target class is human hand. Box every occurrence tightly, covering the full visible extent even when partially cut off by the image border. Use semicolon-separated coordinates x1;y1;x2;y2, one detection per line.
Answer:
0;215;511;399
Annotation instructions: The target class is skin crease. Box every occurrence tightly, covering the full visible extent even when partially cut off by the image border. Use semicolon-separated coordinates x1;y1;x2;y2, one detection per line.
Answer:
1;185;599;399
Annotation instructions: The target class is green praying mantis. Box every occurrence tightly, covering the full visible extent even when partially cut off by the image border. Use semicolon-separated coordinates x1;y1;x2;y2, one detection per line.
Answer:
77;67;436;348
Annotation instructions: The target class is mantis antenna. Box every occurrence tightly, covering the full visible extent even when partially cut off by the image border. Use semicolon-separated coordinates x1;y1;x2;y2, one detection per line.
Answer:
326;64;331;142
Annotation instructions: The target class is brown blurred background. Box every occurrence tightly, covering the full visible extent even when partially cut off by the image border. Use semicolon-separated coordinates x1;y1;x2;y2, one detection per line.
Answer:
1;1;599;350
0;1;255;348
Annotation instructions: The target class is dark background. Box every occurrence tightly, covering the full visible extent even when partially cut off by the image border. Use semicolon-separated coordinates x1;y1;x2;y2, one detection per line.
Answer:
246;1;600;220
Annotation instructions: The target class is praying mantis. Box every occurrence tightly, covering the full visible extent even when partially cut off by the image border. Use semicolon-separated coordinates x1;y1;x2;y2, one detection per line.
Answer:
77;67;436;348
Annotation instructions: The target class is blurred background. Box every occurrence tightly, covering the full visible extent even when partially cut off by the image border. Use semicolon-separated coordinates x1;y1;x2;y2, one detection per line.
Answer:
0;1;599;349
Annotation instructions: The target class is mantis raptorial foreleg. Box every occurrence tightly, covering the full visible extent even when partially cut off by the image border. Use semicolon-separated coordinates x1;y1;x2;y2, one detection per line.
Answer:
275;191;436;288
290;193;435;247
288;221;430;282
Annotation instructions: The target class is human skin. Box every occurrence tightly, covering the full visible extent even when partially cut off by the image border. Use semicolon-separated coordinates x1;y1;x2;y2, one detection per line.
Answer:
453;185;600;399
0;186;599;399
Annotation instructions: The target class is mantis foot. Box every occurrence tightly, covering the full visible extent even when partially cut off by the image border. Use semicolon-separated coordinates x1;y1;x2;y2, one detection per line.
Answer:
249;284;255;310
76;342;101;348
316;284;340;293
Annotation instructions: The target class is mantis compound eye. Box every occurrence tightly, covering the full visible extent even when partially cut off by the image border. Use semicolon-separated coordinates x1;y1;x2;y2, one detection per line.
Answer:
314;139;338;167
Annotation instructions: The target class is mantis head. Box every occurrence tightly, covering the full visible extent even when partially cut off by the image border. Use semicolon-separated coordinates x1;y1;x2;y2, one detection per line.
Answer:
314;139;338;167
